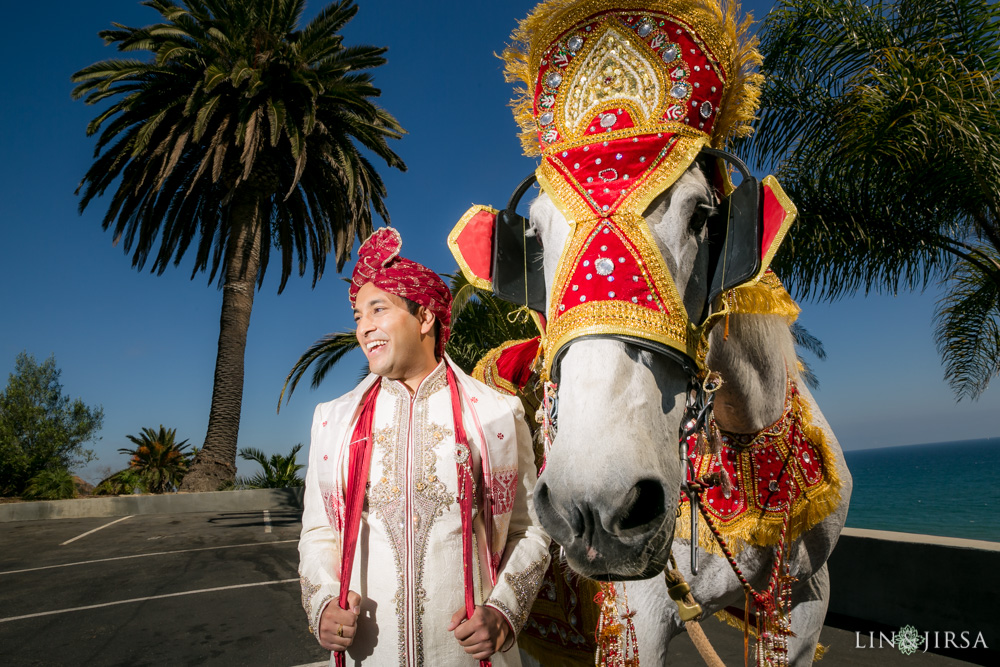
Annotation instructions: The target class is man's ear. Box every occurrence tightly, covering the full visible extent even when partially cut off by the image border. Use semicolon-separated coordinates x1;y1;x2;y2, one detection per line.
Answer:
417;306;436;336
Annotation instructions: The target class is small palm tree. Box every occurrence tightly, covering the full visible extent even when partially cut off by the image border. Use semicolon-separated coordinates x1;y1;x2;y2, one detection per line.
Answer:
119;426;192;493
22;469;77;500
73;0;407;491
93;468;147;496
236;444;305;488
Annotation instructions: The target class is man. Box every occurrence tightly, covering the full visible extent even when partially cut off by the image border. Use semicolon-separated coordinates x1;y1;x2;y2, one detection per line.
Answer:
299;227;550;667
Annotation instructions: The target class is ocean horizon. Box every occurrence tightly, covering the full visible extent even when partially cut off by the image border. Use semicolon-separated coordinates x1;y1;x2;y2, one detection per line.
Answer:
843;437;1000;543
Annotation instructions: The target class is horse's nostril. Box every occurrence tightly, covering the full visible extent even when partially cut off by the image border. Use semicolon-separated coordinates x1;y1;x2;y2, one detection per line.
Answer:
617;479;666;531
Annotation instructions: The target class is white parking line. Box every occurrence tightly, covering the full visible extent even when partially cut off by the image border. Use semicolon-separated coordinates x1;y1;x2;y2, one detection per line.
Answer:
264;509;272;533
59;515;133;546
0;578;299;623
0;539;297;576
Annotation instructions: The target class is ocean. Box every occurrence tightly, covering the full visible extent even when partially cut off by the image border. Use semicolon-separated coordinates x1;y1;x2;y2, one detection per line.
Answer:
842;437;1000;542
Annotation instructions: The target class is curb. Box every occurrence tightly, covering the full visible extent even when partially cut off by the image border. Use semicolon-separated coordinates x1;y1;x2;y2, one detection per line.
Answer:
0;487;305;522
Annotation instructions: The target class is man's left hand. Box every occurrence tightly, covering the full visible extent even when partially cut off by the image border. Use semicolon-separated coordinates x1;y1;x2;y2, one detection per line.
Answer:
448;604;510;659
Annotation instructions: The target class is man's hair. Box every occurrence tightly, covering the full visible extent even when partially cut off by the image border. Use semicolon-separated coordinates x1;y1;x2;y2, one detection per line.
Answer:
401;296;442;350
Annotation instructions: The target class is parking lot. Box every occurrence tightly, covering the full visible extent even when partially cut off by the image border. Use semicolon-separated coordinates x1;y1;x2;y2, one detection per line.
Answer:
0;511;328;667
0;510;985;666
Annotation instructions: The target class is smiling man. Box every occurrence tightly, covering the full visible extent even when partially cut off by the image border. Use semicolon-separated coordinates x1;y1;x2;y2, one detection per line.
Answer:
298;228;550;667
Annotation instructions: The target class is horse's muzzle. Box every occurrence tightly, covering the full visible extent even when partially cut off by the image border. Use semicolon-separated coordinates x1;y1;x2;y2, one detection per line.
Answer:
533;477;675;580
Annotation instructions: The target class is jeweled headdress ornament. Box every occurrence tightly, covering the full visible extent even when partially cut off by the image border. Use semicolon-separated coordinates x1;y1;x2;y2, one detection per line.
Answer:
450;0;796;377
505;0;762;373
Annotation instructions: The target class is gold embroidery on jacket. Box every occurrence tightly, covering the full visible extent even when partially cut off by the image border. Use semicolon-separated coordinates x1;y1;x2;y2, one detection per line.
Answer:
487;556;549;633
367;362;454;666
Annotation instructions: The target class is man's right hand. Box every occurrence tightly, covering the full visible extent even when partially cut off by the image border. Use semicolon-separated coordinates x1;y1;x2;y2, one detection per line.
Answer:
318;590;362;652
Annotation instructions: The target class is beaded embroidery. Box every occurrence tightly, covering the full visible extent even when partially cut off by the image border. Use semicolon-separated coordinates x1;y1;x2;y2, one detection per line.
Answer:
367;364;455;666
300;576;334;639
486;556;549;634
675;379;843;557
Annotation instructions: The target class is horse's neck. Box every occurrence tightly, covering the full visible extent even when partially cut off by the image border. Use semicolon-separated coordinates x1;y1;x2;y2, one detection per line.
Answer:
705;313;796;434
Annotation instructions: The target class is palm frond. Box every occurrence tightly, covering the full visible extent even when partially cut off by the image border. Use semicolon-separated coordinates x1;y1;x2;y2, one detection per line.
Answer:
737;0;1000;399
277;331;359;411
934;253;1000;399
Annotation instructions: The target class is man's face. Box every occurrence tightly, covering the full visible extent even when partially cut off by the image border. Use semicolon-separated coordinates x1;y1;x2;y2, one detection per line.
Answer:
353;282;437;382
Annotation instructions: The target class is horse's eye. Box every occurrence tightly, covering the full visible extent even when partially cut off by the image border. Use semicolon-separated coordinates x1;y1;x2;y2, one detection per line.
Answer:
690;205;711;234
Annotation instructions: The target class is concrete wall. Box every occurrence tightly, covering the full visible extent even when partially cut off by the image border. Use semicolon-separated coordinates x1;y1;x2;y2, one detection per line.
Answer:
0;487;304;522
828;527;1000;653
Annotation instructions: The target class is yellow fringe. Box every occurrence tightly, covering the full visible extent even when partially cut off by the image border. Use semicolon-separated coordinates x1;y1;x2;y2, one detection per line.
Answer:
714;607;758;638
714;610;830;663
729;271;801;322
502;0;763;156
674;388;844;557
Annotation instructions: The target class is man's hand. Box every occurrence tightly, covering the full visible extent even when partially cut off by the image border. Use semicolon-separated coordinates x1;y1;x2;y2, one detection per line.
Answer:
448;604;511;659
318;590;362;652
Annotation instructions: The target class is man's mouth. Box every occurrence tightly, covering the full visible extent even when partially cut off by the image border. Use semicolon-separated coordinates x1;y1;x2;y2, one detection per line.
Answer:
366;340;388;353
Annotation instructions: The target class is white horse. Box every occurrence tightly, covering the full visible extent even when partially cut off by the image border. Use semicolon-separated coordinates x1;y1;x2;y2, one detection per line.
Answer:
521;162;853;666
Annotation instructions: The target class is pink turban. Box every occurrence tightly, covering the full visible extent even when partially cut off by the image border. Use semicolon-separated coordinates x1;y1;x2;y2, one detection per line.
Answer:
350;227;452;356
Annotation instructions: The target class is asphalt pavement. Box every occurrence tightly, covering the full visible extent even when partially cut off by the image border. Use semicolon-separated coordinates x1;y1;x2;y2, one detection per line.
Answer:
0;511;987;666
0;510;328;667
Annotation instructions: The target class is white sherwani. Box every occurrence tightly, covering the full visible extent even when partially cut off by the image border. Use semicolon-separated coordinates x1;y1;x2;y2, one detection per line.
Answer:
299;358;550;666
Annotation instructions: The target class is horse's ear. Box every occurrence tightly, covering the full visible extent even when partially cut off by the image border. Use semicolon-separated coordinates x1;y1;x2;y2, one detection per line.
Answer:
448;205;497;291
755;175;797;281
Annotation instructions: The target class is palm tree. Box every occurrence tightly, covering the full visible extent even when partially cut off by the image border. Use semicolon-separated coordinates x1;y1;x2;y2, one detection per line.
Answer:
72;0;406;491
743;0;1000;398
236;444;306;488
118;425;193;493
277;273;542;409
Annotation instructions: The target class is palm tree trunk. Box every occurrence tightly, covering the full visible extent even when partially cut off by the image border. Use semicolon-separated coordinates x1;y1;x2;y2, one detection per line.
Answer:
181;197;264;491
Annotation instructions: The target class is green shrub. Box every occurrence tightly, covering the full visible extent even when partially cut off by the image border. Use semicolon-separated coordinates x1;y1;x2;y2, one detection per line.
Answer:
93;468;146;495
22;468;77;500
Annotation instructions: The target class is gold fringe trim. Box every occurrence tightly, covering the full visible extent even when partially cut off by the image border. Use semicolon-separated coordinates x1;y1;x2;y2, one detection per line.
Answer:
714;610;830;663
729;271;801;322
814;642;829;662
674;387;843;557
502;0;763;156
714;607;757;638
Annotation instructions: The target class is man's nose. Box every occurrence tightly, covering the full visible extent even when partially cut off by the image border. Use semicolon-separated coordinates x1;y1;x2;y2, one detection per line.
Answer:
357;315;375;338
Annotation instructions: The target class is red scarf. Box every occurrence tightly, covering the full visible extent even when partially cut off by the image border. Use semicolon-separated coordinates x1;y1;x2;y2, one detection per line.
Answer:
336;370;488;666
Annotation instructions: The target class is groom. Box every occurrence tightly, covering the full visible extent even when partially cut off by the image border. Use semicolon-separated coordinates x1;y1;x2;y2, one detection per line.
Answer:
298;227;549;666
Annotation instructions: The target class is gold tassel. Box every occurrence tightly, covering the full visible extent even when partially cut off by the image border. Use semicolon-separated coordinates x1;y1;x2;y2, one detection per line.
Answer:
594;582;639;667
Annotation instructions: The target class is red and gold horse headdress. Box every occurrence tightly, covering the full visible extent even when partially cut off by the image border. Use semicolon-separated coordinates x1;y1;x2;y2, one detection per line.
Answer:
451;0;796;377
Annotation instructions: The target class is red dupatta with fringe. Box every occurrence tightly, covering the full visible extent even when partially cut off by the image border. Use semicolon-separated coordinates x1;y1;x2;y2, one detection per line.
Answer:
336;371;489;667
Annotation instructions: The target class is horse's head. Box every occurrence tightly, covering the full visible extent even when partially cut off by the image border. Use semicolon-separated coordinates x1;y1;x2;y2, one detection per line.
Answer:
448;0;779;579
530;163;715;579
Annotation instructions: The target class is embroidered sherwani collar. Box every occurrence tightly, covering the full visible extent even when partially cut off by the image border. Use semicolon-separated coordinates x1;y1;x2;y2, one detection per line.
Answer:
379;360;449;400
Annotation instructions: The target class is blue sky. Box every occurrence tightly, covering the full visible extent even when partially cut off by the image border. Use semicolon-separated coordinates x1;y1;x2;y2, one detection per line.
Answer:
1;0;996;484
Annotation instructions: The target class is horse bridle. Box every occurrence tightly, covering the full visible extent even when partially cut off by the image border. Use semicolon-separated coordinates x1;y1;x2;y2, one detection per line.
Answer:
496;148;758;575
